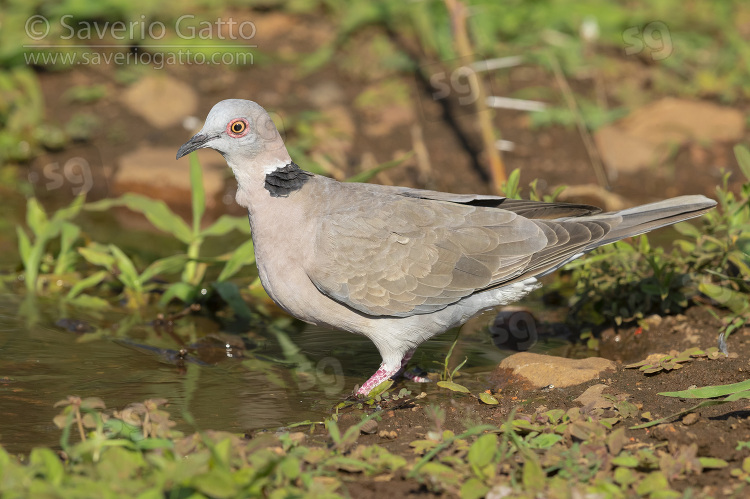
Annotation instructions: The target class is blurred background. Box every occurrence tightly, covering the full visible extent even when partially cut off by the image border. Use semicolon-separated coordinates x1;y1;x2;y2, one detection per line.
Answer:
1;0;749;453
2;0;748;220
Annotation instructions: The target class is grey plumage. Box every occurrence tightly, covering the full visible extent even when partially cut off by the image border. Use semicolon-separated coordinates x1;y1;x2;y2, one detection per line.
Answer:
177;99;717;395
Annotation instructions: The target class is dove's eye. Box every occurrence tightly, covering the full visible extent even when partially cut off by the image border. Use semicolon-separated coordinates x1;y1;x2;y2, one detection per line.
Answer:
227;118;249;137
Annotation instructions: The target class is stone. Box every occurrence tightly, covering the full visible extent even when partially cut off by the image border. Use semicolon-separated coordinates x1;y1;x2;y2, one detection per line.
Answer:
360;419;378;434
121;76;198;129
595;98;745;174
496;352;617;389
114;146;226;208
682;413;700;426
594;126;660;174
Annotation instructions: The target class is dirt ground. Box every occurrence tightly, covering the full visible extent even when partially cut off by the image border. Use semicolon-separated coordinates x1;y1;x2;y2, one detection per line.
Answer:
288;307;749;497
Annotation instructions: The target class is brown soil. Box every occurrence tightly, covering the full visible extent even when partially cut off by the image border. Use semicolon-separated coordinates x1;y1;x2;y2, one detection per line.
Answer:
292;307;749;497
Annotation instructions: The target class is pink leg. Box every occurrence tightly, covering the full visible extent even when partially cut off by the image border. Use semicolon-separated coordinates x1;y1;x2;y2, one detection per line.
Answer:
356;363;401;395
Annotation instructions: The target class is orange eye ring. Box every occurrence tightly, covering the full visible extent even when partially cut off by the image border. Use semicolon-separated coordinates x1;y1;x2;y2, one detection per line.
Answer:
227;118;249;137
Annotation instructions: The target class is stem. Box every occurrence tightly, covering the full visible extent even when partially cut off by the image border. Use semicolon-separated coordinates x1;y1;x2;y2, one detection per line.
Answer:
548;53;610;189
183;238;203;286
444;0;506;191
75;409;86;442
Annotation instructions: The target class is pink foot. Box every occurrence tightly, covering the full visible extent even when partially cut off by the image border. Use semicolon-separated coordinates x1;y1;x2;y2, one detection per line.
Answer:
356;364;400;396
403;370;431;383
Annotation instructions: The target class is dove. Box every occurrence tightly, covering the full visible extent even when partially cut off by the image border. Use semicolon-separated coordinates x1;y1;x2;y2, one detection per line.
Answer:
177;99;716;395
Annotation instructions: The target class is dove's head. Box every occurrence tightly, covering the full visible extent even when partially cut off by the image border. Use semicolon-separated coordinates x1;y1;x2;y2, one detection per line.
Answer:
176;99;289;172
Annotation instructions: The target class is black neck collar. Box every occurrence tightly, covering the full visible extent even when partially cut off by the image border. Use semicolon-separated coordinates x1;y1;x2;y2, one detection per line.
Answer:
264;161;311;198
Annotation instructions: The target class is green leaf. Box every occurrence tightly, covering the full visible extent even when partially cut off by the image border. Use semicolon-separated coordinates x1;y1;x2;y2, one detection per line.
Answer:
108;245;140;292
159;282;197;306
217;239;255;282
53;222;81;275
78;245;115;270
501;168;522;199
29;448;64;486
478;392;499;405
700;282;750;314
529;433;563;449
26;197;49;237
460;478;489;499
367;379;394;399
437;381;470;393
522;455;545;493
699;457;728;468
200;215;249;238
134;438;174;450
192;469;237;499
16;227;31;265
85;194;193;243
51;194;86;223
636;471;670;496
67;293;110;309
189;153;206;236
734;145;750;181
67;270;109;300
611;454;639;468
139;254;190;284
468;433;497;469
673;221;701;238
659;379;750;399
212;281;253;320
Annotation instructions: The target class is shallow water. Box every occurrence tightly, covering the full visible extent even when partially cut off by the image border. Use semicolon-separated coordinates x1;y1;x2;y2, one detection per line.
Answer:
0;290;571;454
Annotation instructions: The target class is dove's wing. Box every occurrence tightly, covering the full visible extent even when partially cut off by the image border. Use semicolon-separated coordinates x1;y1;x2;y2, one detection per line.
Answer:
306;193;613;318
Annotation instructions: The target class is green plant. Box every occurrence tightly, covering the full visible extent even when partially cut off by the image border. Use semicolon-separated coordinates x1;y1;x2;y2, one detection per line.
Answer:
0;68;44;165
500;168;566;201
16;195;85;293
84;153;252;306
76;242;190;308
566;145;750;328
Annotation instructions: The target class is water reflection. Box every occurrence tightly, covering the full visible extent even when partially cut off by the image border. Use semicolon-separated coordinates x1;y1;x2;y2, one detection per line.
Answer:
0;292;572;454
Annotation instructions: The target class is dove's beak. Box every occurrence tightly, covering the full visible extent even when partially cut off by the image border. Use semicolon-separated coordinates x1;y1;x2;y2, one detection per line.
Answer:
176;133;218;159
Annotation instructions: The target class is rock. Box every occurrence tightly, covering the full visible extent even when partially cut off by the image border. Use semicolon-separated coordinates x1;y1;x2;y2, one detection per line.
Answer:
595;98;745;174
622;98;744;144
360;420;378;435
642;314;663;329
114;146;226;209
496;352;617;389
378;430;398;439
594;126;659;174
682;413;700;426
651;423;679;441
287;432;307;445
121;76;198;129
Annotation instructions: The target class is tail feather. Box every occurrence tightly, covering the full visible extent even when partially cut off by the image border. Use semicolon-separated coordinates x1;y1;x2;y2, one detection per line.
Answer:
526;194;717;280
582;195;717;250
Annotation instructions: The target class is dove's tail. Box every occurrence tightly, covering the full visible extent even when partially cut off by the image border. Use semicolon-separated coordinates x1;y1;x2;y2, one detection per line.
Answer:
530;194;717;279
582;194;717;251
